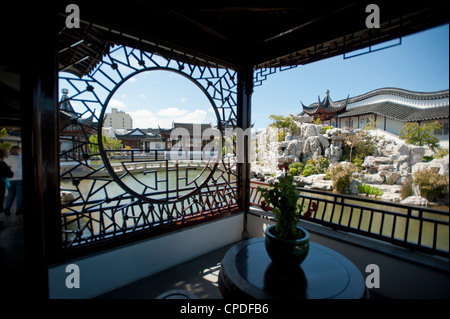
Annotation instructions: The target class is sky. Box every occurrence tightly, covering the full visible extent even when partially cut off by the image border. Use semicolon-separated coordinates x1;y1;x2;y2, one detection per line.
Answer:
252;23;449;130
106;70;217;129
61;23;449;132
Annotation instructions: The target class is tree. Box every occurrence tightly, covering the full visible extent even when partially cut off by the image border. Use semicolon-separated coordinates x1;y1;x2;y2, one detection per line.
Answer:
342;129;374;163
269;114;298;135
399;121;442;151
89;134;122;154
364;118;378;131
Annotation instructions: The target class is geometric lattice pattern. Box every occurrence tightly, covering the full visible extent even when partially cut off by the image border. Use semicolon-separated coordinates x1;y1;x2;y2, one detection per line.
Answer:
59;44;238;248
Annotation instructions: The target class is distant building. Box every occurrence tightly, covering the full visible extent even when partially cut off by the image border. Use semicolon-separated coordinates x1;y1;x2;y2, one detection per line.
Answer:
114;122;214;151
172;122;213;150
59;88;95;161
300;88;449;148
105;108;133;130
114;128;166;150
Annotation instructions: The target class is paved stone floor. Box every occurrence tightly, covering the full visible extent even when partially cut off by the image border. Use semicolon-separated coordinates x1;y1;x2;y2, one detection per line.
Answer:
97;243;236;299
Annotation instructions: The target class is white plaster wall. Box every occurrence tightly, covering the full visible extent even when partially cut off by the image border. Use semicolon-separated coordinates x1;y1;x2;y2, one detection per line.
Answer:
48;213;244;299
385;118;403;136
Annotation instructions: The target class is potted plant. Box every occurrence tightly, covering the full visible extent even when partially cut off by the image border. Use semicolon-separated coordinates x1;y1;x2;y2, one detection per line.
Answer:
258;164;314;266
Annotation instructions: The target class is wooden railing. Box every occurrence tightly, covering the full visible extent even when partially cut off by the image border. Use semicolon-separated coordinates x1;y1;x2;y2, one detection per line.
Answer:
250;181;449;257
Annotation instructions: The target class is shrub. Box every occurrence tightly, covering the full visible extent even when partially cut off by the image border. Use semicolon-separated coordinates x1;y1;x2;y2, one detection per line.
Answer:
342;130;375;163
289;167;297;176
327;163;357;193
302;156;330;176
277;130;286;142
322;126;333;134
303;163;316;175
358;183;383;196
289;162;304;175
400;179;414;200
413;169;449;201
318;156;330;171
435;147;449;159
302;168;312;177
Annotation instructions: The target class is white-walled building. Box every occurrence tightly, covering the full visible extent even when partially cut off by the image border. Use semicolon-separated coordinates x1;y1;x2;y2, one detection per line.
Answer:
301;88;449;148
104;108;133;131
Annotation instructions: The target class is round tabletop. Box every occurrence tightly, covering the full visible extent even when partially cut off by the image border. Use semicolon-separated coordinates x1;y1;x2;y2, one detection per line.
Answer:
218;238;365;299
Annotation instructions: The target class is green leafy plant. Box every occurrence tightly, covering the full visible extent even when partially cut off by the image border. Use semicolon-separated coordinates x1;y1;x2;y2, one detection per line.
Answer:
303;163;316;176
312;117;322;125
358;183;383;196
277;130;286;142
258;165;316;240
434;147;449;159
322;126;333;134
289;162;304;175
413;168;449;201
301;157;330;176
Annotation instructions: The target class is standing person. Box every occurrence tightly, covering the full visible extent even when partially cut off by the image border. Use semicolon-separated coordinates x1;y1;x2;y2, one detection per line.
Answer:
4;146;22;215
0;148;14;215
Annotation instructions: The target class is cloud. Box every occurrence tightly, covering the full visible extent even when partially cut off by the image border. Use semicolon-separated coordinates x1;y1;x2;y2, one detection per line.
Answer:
139;94;146;99
130;109;159;128
180;97;187;102
157;107;188;117
130;108;211;129
178;110;207;123
108;98;127;110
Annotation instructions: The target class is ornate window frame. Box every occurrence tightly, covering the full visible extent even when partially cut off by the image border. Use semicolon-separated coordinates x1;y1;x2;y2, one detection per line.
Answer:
59;43;239;249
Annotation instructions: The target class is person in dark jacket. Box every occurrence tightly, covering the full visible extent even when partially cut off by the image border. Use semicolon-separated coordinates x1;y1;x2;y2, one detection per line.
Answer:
0;148;14;214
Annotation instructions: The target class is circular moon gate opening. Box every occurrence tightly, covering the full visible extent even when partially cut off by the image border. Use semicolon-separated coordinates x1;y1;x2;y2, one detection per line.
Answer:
98;68;222;204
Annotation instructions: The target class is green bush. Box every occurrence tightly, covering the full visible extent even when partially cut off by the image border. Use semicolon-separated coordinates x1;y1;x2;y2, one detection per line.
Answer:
322;126;334;134
303;163;316;175
413;168;449;201
358;183;383;196
303;156;330;176
318;156;330;171
302;169;312;177
435;148;449;158
289;162;304;175
327;163;356;193
289;167;297;176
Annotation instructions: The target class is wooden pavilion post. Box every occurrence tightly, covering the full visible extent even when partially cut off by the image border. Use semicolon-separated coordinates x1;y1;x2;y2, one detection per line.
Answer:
236;66;253;238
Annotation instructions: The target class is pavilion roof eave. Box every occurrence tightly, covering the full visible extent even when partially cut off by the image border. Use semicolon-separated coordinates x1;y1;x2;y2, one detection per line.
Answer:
56;1;450;78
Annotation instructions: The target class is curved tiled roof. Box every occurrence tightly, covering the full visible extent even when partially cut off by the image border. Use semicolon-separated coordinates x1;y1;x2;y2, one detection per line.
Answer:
335;101;449;122
301;88;449;122
345;87;449;105
301;90;348;115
